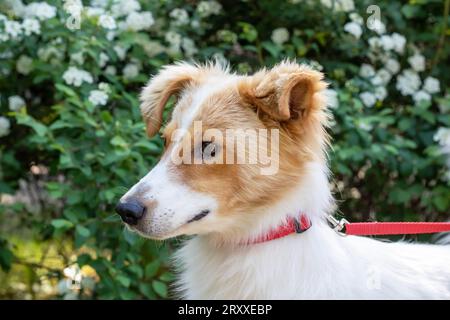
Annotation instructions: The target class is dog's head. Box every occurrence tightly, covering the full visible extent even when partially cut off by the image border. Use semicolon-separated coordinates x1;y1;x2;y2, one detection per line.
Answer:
116;61;329;240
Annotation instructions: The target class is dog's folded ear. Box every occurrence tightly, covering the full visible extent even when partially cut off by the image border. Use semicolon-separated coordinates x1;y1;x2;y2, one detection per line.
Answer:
239;61;327;122
140;62;198;137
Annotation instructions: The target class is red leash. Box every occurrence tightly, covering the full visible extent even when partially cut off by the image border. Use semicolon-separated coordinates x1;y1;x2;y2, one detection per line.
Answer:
327;215;450;236
345;221;450;236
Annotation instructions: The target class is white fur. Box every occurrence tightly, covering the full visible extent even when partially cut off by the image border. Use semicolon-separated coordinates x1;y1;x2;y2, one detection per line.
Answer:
174;163;450;299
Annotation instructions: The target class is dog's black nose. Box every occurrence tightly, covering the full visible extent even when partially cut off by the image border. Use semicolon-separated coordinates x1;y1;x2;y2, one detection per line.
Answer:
115;200;146;225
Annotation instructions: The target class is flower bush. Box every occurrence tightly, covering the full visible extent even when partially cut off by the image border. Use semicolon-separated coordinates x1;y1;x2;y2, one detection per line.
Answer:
0;0;449;299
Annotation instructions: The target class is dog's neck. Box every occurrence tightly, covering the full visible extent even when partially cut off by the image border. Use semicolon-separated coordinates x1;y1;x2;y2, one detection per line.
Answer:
207;161;334;247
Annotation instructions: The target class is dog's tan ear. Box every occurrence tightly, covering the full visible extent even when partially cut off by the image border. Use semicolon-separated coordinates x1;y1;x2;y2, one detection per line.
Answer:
140;63;198;137
239;61;327;121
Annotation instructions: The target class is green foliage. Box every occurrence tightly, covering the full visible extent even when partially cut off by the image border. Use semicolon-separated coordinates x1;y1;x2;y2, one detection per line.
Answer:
0;0;449;299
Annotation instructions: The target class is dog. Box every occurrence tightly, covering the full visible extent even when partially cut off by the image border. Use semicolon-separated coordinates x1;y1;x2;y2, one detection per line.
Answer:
116;60;450;299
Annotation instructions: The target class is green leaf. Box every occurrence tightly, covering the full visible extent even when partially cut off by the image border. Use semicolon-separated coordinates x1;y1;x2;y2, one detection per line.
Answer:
76;225;91;238
139;283;156;299
145;260;160;278
159;272;175;282
55;83;78;97
51;219;74;229
15;114;47;136
152;280;168;298
123;228;138;245
116;274;131;288
111;136;128;148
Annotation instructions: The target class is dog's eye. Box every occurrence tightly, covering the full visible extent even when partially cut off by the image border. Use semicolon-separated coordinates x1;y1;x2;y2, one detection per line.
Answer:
202;141;216;158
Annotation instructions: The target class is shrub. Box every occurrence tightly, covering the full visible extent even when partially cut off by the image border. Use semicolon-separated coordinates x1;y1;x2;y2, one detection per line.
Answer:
0;0;449;299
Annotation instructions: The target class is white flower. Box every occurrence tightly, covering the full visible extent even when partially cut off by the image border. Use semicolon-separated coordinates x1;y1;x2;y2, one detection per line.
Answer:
142;40;166;57
324;89;339;109
170;8;189;26
111;0;141;17
98;14;116;30
25;2;57;21
344;22;362;39
165;31;182;47
22;18;41;36
123;63;140;79
113;45;128;60
4;20;22;40
181;37;198;57
86;7;105;17
191;19;200;29
423;77;440;94
359;64;375;78
3;0;25;16
408;53;425;72
396;69;421;96
70;52;84;65
91;0;109;8
8;95;26;111
349;13;363;25
372;69;391;86
0;117;11;137
16;55;33;75
63;0;83;17
37;46;63;62
62;66;94;87
374;86;387;101
434;127;450;154
385;58;400;74
88;90;108;106
98;82;110;93
368;37;381;50
357;120;373;132
197;1;222;17
360;92;377;107
391;33;406;54
271;28;290;45
105;66;117;76
321;0;354;12
106;31;116;41
99;52;109;68
413;90;431;105
380;35;395;51
368;19;386;35
123;11;154;31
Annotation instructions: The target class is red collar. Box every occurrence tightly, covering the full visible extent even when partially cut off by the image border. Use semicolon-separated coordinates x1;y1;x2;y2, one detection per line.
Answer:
246;215;311;245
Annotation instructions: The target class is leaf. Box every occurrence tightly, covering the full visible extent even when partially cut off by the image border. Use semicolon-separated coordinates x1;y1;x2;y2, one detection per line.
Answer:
139;283;156;299
116;274;131;288
145;260;160;278
76;225;91;238
261;41;281;58
15;114;47;136
0;247;14;271
123;228;138;245
111;136;128;148
55;83;78;97
152;280;168;298
51;219;74;229
433;196;449;212
159;272;175;282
